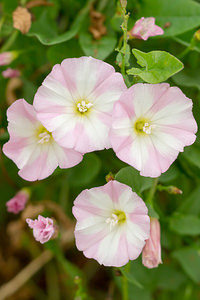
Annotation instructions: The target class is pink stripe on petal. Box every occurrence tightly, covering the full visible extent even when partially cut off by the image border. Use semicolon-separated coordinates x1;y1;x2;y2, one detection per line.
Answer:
50;63;77;95
3;138;35;169
91;72;127;109
19;145;58;181
52;142;83;169
150;86;192;117
7;99;37;124
61;57;115;99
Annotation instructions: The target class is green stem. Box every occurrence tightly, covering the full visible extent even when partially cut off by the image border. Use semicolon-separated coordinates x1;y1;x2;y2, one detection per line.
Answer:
178;36;196;59
1;30;19;52
120;4;129;77
146;178;158;208
122;263;130;300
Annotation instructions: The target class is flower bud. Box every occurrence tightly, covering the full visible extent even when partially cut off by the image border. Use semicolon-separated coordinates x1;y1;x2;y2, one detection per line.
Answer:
2;68;20;78
167;186;183;195
142;218;162;269
0;51;18;66
105;172;115;182
120;0;127;8
26;215;55;244
194;29;200;41
6;188;30;214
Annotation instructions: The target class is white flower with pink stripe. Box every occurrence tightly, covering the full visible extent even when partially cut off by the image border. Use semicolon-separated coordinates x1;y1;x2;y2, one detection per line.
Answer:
72;180;150;267
110;83;197;178
3;99;83;181
33;56;127;153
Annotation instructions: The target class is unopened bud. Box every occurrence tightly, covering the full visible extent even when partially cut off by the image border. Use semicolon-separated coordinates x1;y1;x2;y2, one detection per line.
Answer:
194;29;200;41
105;172;115;182
142;218;162;269
120;0;127;8
6;188;30;214
74;275;81;284
0;51;18;66
157;184;183;195
167;186;183;195
2;68;20;78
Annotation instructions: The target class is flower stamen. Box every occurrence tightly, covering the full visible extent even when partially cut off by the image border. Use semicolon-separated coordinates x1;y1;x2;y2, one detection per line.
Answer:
106;210;126;231
36;126;52;144
76;100;93;113
38;132;51;144
134;119;155;135
143;122;152;134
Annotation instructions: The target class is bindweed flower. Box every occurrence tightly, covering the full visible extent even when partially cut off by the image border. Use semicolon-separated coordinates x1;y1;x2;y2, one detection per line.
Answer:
72;180;150;267
2;68;20;78
0;51;18;66
142;218;162;269
33;56;127;154
110;83;197;177
6;188;29;214
3;99;83;181
130;17;164;40
26;215;55;244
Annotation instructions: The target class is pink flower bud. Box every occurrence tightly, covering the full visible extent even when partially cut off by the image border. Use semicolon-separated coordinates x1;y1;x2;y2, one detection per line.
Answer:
130;17;164;41
6;189;29;214
2;68;20;78
0;51;17;66
26;215;55;244
142;218;162;269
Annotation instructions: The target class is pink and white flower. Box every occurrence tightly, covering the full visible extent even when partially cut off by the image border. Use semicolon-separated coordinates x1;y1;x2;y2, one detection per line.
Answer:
2;68;20;78
33;56;127;153
130;17;164;41
6;188;29;214
110;83;197;177
142;218;162;269
3;99;83;181
72;180;150;267
26;215;55;244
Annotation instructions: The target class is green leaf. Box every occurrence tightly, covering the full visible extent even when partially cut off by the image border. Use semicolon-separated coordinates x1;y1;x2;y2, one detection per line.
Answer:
169;213;200;236
155;265;187;291
159;164;181;183
181;143;200;169
127;49;183;83
115;166;154;195
146;203;159;219
173;69;200;90
172;247;200;283
79;31;117;60
47;40;84;65
136;0;200;37
2;0;18;14
178;186;200;215
27;0;93;45
119;267;143;289
116;44;131;67
68;153;101;187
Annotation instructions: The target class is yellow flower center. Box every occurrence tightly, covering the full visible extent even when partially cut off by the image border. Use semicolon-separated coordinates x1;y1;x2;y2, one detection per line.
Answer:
134;118;154;135
106;210;126;231
36;126;52;144
75;100;93;115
